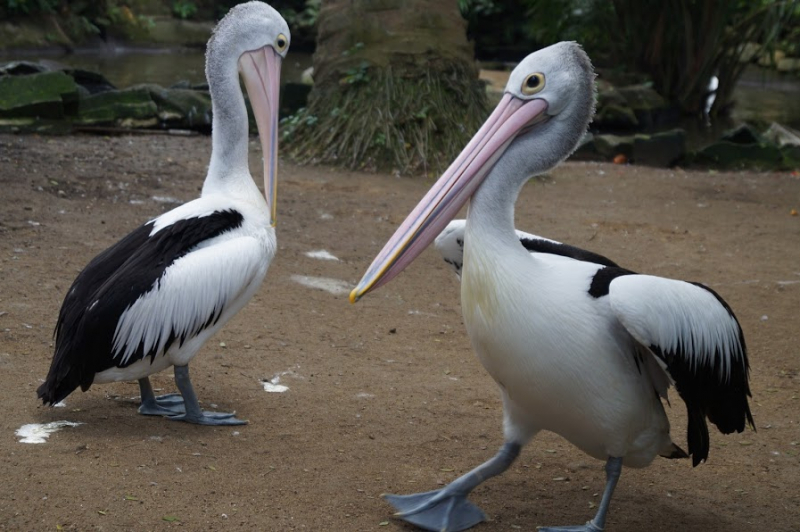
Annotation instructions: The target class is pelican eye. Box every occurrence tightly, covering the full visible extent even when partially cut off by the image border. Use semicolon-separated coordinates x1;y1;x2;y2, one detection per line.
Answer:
275;33;288;52
521;73;545;95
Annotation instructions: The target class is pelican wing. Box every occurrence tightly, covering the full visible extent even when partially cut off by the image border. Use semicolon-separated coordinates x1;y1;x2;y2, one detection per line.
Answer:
110;234;266;366
607;274;754;465
40;209;251;404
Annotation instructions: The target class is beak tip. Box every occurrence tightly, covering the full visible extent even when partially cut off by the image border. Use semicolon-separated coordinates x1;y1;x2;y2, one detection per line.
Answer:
349;288;360;304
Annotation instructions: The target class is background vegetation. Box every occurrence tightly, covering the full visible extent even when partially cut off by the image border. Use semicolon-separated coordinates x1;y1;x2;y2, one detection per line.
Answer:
3;0;797;114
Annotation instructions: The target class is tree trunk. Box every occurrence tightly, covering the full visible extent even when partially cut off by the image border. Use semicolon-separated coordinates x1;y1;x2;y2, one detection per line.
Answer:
282;0;488;175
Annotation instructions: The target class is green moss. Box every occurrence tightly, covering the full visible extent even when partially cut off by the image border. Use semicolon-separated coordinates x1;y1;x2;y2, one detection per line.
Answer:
77;87;157;125
0;72;78;119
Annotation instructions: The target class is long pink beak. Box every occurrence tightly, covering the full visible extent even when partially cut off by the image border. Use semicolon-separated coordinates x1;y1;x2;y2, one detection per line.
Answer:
350;93;549;303
238;45;282;227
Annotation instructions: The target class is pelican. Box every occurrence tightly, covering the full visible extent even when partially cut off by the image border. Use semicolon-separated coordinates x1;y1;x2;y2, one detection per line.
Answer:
350;42;754;531
37;1;290;426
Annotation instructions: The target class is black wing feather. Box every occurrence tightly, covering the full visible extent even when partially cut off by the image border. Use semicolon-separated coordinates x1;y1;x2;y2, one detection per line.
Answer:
519;237;620;268
38;209;244;405
647;283;754;467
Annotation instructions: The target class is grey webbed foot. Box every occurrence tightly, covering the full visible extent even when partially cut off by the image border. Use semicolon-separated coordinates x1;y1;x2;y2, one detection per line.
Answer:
167;410;247;426
384;489;486;532
169;365;248;426
384;442;521;532
137;379;186;416
539;456;623;532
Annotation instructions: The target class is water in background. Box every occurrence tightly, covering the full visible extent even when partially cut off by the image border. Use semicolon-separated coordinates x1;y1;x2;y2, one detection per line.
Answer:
3;48;799;146
9;48;313;89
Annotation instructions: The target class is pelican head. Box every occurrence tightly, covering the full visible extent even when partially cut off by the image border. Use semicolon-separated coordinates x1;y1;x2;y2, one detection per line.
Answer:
206;1;290;226
350;42;595;302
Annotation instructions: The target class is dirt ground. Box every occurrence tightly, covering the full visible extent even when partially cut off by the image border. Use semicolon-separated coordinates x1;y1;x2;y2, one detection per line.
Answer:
0;133;798;531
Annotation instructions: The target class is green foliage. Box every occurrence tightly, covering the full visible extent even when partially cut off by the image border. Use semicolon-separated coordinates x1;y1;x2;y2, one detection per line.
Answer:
172;0;198;20
0;0;154;40
340;61;370;85
460;0;799;114
3;0;59;15
608;0;799;115
282;0;320;32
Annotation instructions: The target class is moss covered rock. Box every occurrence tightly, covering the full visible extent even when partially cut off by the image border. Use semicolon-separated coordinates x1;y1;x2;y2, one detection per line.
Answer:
133;83;212;130
0;71;79;119
77;87;158;126
693;141;784;170
592;129;686;167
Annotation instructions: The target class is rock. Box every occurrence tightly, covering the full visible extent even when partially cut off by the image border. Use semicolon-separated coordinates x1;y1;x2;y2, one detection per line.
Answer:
595;81;675;130
76;87;158;126
301;67;314;86
593;130;686;167
0;61;47;76
758;49;786;67
693;141;784;170
721;124;764;145
596;80;628;108
593;103;638;129
594;134;634;159
0;71;79;119
739;42;761;63
763;123;800;147
63;69;116;94
616;84;666;110
133;83;212;130
616;84;674;128
782;145;800;168
0;117;70;134
777;57;800;72
633;129;686;167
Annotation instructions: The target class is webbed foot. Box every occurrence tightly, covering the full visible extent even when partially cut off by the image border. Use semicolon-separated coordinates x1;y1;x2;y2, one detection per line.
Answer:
138;393;186;416
384;489;486;532
168;410;248;426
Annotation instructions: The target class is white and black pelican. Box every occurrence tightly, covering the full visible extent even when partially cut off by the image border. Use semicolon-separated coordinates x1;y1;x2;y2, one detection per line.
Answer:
37;1;290;426
350;42;754;531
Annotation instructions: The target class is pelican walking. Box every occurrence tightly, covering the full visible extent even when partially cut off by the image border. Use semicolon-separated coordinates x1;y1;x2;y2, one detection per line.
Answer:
351;42;753;531
37;1;290;426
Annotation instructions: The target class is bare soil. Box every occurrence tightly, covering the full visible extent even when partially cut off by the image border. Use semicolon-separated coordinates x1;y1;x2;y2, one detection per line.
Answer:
1;133;798;531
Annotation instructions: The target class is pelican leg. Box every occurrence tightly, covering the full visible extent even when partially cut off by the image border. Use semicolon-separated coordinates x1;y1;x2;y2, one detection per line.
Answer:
137;377;185;416
384;441;521;532
166;365;248;426
539;456;623;532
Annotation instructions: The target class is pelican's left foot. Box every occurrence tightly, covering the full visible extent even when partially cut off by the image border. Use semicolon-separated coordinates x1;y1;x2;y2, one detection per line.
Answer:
539;456;624;532
385;490;486;532
169;365;248;426
168;410;248;426
138;379;186;416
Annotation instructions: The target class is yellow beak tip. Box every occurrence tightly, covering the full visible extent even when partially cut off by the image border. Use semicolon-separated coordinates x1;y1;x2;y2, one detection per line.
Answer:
348;288;360;304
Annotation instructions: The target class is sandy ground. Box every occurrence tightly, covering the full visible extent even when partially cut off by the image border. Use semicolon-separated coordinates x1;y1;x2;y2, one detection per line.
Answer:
0;133;798;531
